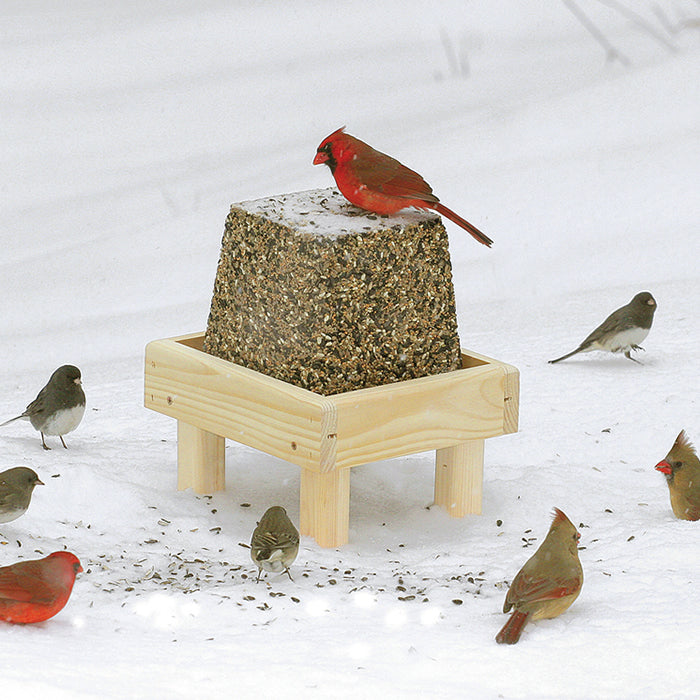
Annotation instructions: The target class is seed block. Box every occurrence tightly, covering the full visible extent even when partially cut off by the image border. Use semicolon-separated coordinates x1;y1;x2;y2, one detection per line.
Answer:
203;187;462;395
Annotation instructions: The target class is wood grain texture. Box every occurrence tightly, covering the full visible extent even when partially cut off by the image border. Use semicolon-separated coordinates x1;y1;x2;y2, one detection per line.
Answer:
503;362;520;435
145;334;326;472
434;440;485;516
144;333;519;473
299;467;350;547
330;361;516;469
177;421;226;493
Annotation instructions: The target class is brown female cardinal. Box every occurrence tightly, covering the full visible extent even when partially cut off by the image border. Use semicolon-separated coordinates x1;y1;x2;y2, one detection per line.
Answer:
313;127;493;247
655;430;700;521
0;551;82;624
496;508;583;644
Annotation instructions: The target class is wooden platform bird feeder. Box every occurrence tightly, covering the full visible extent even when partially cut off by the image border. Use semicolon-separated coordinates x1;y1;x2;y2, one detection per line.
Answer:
144;189;519;547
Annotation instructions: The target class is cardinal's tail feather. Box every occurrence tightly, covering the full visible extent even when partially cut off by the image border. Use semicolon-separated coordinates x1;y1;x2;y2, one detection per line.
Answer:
433;202;493;247
496;610;530;645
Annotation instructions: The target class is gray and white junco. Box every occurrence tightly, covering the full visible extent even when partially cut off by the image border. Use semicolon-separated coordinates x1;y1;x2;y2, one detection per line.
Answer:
250;506;300;582
0;467;44;524
2;365;85;450
549;292;656;364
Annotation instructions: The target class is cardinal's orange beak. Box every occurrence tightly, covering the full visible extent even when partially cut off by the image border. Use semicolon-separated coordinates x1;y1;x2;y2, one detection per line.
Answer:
313;150;328;166
655;460;672;474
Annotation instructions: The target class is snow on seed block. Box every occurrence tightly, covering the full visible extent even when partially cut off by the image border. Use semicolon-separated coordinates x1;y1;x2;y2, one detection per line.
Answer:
203;187;462;395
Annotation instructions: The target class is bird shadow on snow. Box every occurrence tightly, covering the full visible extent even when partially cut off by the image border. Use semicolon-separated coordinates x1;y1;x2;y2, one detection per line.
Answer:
546;356;659;368
0;434;62;454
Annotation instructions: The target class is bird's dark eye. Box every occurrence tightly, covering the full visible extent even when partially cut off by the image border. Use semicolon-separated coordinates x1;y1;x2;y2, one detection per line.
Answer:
673;461;682;469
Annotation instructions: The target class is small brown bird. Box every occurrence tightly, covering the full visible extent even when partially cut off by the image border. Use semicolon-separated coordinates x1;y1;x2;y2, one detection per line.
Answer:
250;506;300;582
496;508;583;644
655;430;700;521
0;467;44;524
549;292;656;364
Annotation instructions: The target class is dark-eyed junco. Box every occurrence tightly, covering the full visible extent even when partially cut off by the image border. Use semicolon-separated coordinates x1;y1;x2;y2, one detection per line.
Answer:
250;506;300;582
0;467;44;524
655;430;700;521
2;365;85;450
549;291;656;364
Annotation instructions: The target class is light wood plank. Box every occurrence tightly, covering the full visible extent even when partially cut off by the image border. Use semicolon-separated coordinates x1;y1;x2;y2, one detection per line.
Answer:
319;399;338;472
502;363;520;435
146;336;326;471
434;440;485;516
331;362;509;469
299;467;350;547
177;421;226;493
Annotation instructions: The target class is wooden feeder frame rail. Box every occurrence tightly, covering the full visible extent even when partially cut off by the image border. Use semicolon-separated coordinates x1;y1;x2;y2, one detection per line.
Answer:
144;332;519;548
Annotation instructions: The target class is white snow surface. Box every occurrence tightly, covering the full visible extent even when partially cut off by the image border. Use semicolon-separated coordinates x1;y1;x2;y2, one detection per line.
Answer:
1;2;699;698
237;187;436;238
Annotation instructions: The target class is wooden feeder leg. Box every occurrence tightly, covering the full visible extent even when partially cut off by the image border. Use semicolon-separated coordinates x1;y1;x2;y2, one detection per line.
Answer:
176;421;226;494
299;468;350;548
434;440;484;517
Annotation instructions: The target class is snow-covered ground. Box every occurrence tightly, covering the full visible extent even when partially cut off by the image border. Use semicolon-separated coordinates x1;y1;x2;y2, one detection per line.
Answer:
1;2;699;697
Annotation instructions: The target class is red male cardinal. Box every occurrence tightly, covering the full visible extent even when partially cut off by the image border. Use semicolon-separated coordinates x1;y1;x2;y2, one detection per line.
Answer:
655;430;700;521
313;127;493;247
496;508;583;644
0;551;82;624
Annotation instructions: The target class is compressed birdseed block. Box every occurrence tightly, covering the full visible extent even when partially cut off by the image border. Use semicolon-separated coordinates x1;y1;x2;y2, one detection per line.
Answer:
203;187;462;395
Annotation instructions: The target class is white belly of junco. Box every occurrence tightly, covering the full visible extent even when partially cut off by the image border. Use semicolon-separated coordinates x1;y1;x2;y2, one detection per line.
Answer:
39;404;86;437
593;325;649;354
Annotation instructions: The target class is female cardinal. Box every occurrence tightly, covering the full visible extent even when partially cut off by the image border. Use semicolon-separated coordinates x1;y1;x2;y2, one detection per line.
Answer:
496;508;583;644
655;430;700;521
0;551;82;623
313;127;493;247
